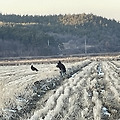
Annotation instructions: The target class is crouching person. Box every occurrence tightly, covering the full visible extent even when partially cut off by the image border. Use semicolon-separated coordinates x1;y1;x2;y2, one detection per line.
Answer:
56;61;66;76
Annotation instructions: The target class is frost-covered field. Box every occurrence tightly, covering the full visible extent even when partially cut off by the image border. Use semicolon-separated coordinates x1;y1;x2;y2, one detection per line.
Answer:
0;56;120;120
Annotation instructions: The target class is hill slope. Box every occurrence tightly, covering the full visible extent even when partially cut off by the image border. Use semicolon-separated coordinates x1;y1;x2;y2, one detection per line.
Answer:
0;13;120;57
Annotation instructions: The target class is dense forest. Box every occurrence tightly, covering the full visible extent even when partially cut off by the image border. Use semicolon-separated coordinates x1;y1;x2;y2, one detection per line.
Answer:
0;13;120;57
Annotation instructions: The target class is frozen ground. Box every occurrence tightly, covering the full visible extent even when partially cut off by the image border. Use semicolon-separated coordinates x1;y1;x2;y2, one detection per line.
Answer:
0;56;120;120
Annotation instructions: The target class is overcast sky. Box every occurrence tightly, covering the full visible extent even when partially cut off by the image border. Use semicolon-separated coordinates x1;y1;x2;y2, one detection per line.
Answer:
0;0;120;21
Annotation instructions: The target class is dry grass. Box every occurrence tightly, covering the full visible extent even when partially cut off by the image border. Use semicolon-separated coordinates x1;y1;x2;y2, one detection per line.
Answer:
0;56;120;120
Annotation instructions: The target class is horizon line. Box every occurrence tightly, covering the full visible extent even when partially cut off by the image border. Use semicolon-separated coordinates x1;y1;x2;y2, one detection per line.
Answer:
0;12;119;22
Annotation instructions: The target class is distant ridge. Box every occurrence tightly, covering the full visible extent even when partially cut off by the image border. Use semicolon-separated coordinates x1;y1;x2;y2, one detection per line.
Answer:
0;13;120;57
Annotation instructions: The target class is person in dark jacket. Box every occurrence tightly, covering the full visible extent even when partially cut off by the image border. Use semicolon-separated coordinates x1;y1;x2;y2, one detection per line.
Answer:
56;61;66;76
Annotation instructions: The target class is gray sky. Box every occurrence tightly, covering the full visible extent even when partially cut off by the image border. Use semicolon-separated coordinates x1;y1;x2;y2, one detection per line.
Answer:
0;0;120;21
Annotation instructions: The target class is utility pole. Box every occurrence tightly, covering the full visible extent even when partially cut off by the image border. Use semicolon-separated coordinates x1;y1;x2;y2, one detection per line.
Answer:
48;39;49;46
85;36;87;54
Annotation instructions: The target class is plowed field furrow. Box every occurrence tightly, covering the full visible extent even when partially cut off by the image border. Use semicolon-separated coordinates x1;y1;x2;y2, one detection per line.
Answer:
0;57;120;120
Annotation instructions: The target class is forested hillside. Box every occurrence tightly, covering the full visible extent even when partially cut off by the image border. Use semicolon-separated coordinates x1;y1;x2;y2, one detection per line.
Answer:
0;13;120;57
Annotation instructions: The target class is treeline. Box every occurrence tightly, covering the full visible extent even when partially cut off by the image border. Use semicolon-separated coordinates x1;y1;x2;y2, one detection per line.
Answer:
0;13;120;57
0;14;62;57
